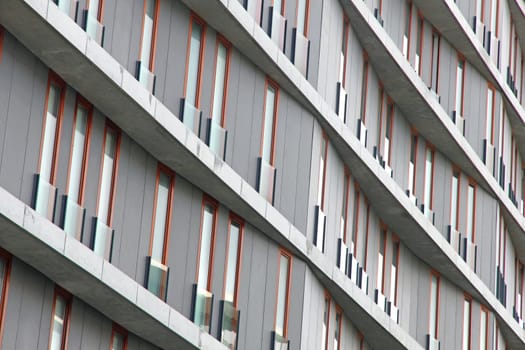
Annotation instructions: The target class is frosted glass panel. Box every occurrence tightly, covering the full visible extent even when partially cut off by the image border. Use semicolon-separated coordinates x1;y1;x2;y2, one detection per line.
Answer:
151;172;170;261
262;86;276;163
212;43;227;123
97;129;117;224
197;205;214;288
40;84;61;183
275;254;289;337
68;105;88;202
224;222;240;303
186;23;202;106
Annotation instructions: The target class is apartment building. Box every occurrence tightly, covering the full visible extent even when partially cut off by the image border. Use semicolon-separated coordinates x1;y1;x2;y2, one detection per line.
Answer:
0;0;524;349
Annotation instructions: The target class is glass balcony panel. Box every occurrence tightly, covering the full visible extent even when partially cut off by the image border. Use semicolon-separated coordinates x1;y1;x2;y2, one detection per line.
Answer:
136;61;155;94
269;7;286;51
145;256;169;300
34;174;57;221
62;196;85;240
271;331;289;350
181;99;202;136
447;225;461;254
207;117;227;160
425;334;440;350
92;217;114;261
85;11;104;45
256;157;276;204
192;284;214;333
219;300;240;350
292;28;309;77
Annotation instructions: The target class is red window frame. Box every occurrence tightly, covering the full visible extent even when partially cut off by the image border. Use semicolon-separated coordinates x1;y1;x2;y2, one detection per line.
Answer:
0;249;11;348
358;332;365;350
342;168;351;244
430;28;441;92
429;270;440;339
95;120;121;226
467;178;477;242
260;78;280;166
516;260;524;318
352;183;361;256
294;0;310;37
109;323;128;350
195;194;219;291
48;286;72;350
480;305;489;350
404;1;413;59
377;85;385;150
341;15;350;88
65;95;93;207
274;248;292;338
334;305;343;350
86;0;105;22
148;163;175;264
378;224;388;295
38;71;66;186
416;13;424;76
360;52;369;122
462;294;473;350
210;34;232;127
183;13;207;109
456;54;466;116
409;128;418;194
222;212;244;307
363;200;370;270
319;131;329;210
323;291;331;350
423;144;435;210
385;99;394;166
450;167;461;231
486;83;496;145
138;0;159;72
273;0;285;15
391;236;400;305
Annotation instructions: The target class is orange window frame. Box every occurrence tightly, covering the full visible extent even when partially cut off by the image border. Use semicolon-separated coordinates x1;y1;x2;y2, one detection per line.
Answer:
323;291;331;350
462;294;473;350
95;120;121;226
480;305;489;350
48;286;72;350
430;28;441;91
378;224;388;295
138;0;160;72
195;194;219;291
109;323;128;350
385;99;394;166
38;71;66;186
391;236;400;305
86;0;105;21
148;163;176;264
183;12;207;109
210;34;232;127
342;168;351;244
410;127;418;194
0;249;11;348
423;144;435;210
294;0;310;37
486;83;496;145
65;95;93;207
273;0;285;15
222;212;245;307
363;200;370;270
260;78;280;166
360;52;369;122
341;15;350;88
405;1;413;58
416;13;424;75
335;306;343;350
456;54;466;116
352;183;361;256
320;131;328;210
450;167;461;231
274;248;292;338
429;270;440;338
467;178;477;242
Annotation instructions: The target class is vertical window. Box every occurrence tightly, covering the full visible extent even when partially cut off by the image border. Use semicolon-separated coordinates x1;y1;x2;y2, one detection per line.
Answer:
63;97;92;238
489;0;498;35
462;297;472;350
408;131;418;197
360;54;369;122
340;16;350;87
210;36;231;128
423;146;435;215
517;262;524;319
450;171;460;230
261;80;279;165
322;294;330;350
150;165;174;264
389;239;399;306
275;249;292;339
377;228;387;295
184;15;206;110
37;73;65;218
384;102;394;167
85;0;105;43
429;272;440;340
430;30;440;93
49;288;71;350
341;170;350;241
486;85;496;145
96;122;120;226
196;197;218;291
403;1;412;59
334;308;342;350
317;132;328;210
223;214;244;305
466;183;476;242
362;202;370;269
0;251;11;344
110;324;128;350
295;0;309;36
476;0;485;22
351;186;361;254
137;0;159;89
455;57;465;116
480;307;488;350
415;15;423;76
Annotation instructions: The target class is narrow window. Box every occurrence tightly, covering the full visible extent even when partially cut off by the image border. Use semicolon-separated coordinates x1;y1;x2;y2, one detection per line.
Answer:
340;16;350;87
257;79;279;203
486;85;496;145
85;0;105;44
430;30;440;93
63;97;92;238
137;0;159;91
110;324;128;350
489;0;498;35
220;214;244;348
423;147;435;217
403;1;412;59
183;14;206;122
322;294;330;350
476;0;485;22
377;228;387;295
193;196;218;331
49;288;71;350
146;165;174;300
480;307;488;350
361;202;370;269
93;122;120;260
340;170;350;242
334;308;342;350
517;262;524;319
429;272;440;341
415;15;424;76
317;132;328;210
466;183;476;242
295;0;309;37
351;186;361;255
408;131;418;198
0;251;11;344
36;73;65;220
462;297;472;350
389;239;399;306
359;54;369;122
455;57;465;117
383;102;394;168
274;250;292;343
450;171;460;231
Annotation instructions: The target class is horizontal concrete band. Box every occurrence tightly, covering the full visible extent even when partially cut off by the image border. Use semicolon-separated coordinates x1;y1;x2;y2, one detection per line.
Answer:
0;0;522;348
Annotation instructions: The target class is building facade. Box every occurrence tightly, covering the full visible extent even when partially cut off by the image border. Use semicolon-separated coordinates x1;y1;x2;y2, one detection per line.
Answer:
0;0;524;349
